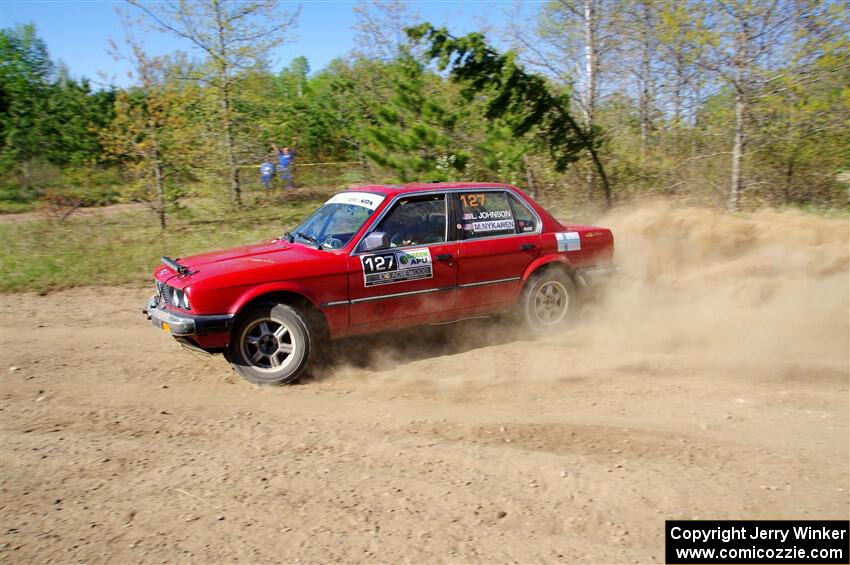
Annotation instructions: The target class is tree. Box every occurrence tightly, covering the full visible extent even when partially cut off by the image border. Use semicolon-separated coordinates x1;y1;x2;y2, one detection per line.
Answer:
102;43;202;229
746;0;850;206
623;0;658;156
46;68;116;167
503;0;622;197
476;123;535;188
655;0;704;129
0;23;53;180
1;23;115;197
311;57;398;174
128;0;299;206
695;0;798;211
503;0;617;121
352;0;421;61
364;55;469;182
408;24;612;205
279;56;310;98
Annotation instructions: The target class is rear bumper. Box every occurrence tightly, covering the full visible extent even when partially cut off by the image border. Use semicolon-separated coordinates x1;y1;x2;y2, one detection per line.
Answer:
574;264;618;287
143;296;234;337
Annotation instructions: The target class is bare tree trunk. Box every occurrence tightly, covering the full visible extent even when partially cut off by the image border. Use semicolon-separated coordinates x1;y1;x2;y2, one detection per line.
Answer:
584;0;598;196
783;123;796;204
21;160;31;193
214;1;241;207
588;144;612;207
691;83;702;156
559;106;613;207
583;0;597;128
356;145;370;182
673;59;683;127
152;140;166;230
638;0;651;159
729;89;744;212
221;80;241;207
728;14;749;214
783;159;794;204
523;154;536;199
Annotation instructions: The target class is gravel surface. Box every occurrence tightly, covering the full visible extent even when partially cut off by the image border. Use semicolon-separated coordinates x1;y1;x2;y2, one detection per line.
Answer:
2;203;847;563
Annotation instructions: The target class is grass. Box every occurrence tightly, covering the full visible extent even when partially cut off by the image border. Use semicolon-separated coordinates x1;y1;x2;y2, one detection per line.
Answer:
0;200;40;214
0;190;329;293
3;183;847;294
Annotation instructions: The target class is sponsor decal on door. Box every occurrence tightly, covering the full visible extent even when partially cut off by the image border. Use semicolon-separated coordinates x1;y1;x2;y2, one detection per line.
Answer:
361;248;433;287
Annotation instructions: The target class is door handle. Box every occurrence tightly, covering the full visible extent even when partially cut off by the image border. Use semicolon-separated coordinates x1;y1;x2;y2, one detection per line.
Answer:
436;253;453;262
520;243;536;251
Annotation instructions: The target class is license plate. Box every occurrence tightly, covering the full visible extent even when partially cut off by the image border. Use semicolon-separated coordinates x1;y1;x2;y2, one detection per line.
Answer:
161;322;170;333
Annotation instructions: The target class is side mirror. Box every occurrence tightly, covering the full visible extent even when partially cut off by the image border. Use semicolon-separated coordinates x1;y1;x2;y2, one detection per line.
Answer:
360;231;390;252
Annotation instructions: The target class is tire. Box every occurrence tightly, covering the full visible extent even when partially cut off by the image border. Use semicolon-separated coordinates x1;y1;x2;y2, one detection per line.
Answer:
226;303;312;385
519;268;577;334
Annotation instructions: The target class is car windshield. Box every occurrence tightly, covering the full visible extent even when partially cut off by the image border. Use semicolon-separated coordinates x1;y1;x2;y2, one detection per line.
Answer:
287;192;385;250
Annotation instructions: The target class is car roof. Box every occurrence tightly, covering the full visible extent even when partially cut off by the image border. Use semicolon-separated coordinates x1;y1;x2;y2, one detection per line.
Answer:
345;182;519;198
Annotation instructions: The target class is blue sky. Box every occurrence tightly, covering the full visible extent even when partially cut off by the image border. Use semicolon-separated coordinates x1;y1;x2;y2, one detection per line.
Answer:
0;1;517;88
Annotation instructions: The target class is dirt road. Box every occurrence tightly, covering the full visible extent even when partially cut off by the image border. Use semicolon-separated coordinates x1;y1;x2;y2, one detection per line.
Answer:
1;204;848;563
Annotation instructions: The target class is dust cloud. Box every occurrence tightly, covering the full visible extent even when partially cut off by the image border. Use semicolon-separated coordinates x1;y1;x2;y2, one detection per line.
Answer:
582;202;849;364
320;202;849;391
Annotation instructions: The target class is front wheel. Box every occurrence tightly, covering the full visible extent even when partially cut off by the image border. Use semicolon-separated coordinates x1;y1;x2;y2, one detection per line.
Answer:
519;269;576;333
226;303;312;385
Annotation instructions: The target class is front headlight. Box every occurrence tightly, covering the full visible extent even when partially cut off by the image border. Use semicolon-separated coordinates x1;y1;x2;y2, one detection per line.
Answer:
172;289;180;307
182;291;191;310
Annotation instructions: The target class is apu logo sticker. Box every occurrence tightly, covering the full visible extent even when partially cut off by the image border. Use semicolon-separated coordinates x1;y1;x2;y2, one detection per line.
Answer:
361;248;433;287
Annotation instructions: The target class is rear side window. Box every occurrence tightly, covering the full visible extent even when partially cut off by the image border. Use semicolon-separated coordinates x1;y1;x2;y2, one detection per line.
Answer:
457;191;516;239
376;194;447;248
509;193;539;233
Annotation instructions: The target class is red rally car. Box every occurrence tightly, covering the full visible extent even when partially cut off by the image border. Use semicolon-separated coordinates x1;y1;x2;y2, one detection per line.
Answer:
143;183;615;385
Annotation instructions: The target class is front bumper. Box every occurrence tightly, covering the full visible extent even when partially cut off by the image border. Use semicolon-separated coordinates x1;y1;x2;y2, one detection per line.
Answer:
143;296;234;336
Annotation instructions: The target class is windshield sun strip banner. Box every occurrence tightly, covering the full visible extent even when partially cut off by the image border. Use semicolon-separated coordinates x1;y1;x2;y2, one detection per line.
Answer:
325;192;385;210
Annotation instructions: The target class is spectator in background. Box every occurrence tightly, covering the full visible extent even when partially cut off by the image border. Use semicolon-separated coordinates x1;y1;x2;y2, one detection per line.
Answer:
259;159;275;190
272;135;298;189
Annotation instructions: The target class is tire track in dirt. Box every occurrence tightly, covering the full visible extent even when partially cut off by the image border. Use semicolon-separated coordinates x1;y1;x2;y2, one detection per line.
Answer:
1;203;847;563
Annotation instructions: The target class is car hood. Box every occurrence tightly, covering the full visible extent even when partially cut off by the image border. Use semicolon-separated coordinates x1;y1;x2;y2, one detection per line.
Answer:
179;239;303;268
158;239;335;289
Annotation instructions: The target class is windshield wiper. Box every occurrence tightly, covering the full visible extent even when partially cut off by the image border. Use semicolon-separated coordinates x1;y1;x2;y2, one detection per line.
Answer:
295;231;323;250
281;231;295;243
296;231;318;244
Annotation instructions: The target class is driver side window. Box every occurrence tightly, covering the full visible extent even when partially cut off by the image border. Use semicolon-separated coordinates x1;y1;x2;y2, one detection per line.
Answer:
376;194;447;248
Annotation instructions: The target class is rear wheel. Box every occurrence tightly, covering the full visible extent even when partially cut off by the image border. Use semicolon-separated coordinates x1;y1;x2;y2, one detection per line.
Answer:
226;303;311;385
520;269;576;333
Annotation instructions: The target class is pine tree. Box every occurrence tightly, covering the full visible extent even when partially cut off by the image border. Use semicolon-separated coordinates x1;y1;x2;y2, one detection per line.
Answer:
364;55;468;182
